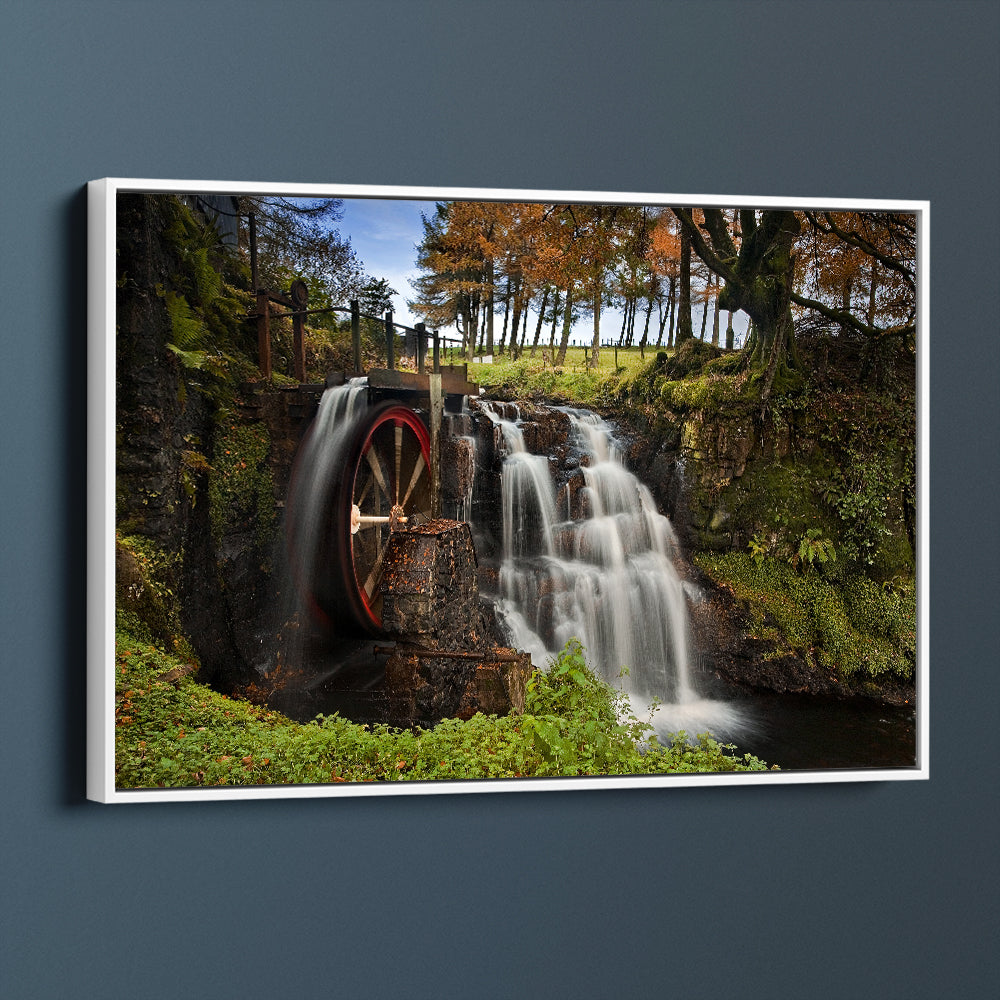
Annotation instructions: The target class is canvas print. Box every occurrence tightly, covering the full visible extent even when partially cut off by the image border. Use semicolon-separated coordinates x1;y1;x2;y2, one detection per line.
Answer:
90;181;926;801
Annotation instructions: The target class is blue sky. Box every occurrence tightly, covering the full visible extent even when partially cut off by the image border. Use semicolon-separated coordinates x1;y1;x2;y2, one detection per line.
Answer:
337;197;429;327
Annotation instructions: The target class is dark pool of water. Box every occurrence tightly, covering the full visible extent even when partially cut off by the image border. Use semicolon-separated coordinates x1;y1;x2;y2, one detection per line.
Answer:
725;689;917;772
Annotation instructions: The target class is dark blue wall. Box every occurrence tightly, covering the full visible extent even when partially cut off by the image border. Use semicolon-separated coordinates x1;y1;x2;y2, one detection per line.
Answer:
1;2;996;996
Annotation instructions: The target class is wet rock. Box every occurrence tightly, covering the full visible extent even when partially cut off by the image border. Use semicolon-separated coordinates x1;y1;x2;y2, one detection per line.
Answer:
440;435;476;507
380;520;484;649
383;649;478;722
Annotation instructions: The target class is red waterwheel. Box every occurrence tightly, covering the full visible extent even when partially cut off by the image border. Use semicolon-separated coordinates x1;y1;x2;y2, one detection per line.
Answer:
293;401;432;635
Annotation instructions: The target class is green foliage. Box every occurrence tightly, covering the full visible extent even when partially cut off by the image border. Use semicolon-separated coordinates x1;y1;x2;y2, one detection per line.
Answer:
208;421;275;547
695;552;915;680
819;452;894;567
114;635;772;789
729;459;832;564
748;532;770;566
158;198;256;404
519;638;652;775
793;528;836;571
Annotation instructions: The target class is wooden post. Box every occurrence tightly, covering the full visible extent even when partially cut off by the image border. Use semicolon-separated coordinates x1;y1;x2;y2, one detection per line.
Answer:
415;322;427;374
385;310;395;370
256;290;271;378
292;311;306;383
350;299;361;373
429;371;443;518
432;331;441;373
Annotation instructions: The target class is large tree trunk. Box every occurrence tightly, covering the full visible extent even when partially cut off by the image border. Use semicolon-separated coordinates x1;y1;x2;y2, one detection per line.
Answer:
508;278;526;360
484;256;495;354
680;206;801;401
499;274;517;354
617;297;630;347
458;296;473;359
548;288;561;354
639;287;654;357
676;227;693;344
515;289;531;359
656;276;674;348
711;274;721;347
867;261;879;326
699;273;710;340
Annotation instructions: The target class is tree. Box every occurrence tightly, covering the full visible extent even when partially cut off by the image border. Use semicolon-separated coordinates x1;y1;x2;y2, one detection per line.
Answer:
646;211;680;348
672;207;801;399
243;197;366;304
796;211;917;343
672;206;917;403
358;276;398;317
410;200;540;359
675;217;694;345
558;204;636;367
409;202;485;356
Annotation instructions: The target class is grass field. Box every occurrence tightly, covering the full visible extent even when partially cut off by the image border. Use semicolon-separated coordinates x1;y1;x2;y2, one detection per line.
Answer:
465;344;667;405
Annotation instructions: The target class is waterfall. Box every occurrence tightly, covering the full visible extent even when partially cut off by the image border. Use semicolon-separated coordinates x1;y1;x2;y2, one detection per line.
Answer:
478;401;745;740
284;378;370;623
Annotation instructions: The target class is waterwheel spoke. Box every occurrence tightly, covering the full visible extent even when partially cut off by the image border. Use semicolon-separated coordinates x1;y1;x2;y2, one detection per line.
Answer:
394;424;403;506
356;469;375;507
365;447;390;499
400;452;426;510
362;533;390;598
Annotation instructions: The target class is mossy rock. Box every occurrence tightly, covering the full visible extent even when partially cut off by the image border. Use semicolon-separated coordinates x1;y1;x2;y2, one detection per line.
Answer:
662;339;722;379
115;536;196;663
116;541;171;641
208;419;276;547
695;551;915;683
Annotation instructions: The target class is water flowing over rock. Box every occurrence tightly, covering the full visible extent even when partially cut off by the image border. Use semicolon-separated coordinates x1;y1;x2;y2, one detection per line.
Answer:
471;400;745;739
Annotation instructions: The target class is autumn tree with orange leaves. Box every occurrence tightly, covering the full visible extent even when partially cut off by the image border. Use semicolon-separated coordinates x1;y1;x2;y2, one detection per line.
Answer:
410;199;916;397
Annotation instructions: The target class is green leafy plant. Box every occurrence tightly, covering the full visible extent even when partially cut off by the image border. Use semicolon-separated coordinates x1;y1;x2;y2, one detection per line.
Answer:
695;551;915;681
793;528;836;571
748;532;770;566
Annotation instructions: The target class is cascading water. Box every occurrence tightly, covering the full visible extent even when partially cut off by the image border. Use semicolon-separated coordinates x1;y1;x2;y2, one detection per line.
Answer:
478;400;746;741
284;377;370;615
